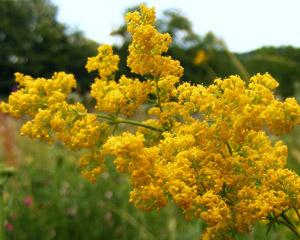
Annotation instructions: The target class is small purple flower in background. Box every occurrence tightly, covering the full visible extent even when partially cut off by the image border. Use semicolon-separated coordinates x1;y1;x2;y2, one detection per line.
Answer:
23;196;33;207
10;85;18;92
5;222;13;232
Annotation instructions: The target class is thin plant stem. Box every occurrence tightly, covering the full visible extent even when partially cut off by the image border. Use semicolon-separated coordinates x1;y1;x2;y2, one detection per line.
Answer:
294;207;300;223
278;219;300;239
219;40;250;82
154;77;174;131
0;184;4;240
155;78;163;112
203;63;217;81
226;142;233;156
281;212;296;229
78;112;112;121
108;204;157;240
0;166;14;240
80;112;163;132
113;118;163;132
279;212;300;239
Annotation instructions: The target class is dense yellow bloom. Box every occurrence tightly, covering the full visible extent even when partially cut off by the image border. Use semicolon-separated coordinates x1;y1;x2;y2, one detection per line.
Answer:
195;191;232;239
91;75;153;116
126;4;183;78
80;150;105;183
103;132;168;211
2;4;300;240
157;75;180;101
0;72;76;117
86;44;119;79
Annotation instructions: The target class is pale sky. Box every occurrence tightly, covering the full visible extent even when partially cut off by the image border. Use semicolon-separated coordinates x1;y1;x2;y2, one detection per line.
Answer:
52;0;300;53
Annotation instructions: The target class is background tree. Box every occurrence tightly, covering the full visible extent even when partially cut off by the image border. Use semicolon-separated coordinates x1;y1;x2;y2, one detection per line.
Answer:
1;1;300;98
239;46;300;97
0;0;98;96
112;6;300;98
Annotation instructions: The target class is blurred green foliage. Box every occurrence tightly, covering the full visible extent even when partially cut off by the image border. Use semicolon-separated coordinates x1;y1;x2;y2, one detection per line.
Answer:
113;6;300;98
0;0;98;95
0;121;299;239
1;1;300;98
239;47;300;97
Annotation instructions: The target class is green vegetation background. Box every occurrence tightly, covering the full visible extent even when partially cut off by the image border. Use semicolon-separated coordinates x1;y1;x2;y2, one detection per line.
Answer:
1;0;300;239
1;0;300;98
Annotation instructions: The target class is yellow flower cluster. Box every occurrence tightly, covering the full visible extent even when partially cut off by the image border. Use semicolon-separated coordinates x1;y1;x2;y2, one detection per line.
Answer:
2;4;300;239
86;44;119;79
103;132;168;211
86;43;153;116
80;150;105;183
91;75;153;116
0;72;76;117
126;4;183;78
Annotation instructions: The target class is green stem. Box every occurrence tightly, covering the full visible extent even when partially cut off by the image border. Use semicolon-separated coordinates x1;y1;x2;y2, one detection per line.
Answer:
113;118;163;132
219;40;250;82
0;166;14;240
203;63;217;81
281;212;296;228
0;184;4;240
154;78;163;112
154;77;175;132
77;78;166;133
278;219;300;239
78;112;112;120
226;142;233;156
80;112;164;132
108;204;157;240
280;212;300;239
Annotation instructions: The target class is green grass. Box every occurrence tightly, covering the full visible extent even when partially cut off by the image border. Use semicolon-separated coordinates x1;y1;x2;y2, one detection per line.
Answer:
1;122;300;239
2;134;204;240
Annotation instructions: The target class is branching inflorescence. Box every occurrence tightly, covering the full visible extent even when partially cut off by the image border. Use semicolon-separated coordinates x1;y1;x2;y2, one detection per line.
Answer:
2;5;300;240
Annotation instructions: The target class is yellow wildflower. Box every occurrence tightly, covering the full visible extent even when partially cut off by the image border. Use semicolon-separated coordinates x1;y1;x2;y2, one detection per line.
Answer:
194;49;207;65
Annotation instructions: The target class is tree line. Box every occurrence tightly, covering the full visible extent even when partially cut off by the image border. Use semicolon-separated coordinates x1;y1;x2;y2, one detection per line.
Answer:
1;0;299;97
